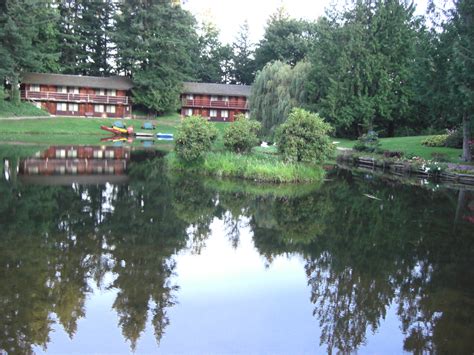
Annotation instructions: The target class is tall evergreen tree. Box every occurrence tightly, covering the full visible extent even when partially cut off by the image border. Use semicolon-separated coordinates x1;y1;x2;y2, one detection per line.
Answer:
114;0;199;113
232;21;255;85
254;8;318;71
0;0;60;103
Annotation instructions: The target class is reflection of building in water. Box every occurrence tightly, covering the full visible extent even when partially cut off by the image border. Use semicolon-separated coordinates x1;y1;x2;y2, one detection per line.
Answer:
19;145;131;185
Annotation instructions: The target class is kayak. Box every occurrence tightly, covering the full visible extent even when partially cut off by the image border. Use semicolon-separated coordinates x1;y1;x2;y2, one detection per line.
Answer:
156;133;173;139
100;125;134;135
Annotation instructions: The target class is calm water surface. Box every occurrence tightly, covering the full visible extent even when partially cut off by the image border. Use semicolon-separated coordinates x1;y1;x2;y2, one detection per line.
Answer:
0;145;473;354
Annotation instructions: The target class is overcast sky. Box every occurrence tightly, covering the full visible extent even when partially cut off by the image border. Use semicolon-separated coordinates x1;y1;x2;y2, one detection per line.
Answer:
183;0;429;45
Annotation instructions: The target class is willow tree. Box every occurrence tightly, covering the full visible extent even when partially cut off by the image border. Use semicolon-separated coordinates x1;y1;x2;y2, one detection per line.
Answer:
250;60;311;137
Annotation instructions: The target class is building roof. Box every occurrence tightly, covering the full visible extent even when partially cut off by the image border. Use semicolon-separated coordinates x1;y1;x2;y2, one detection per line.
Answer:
22;72;134;90
182;82;251;97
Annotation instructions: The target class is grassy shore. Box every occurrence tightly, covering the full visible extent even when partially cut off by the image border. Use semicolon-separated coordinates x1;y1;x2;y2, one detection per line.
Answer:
166;151;325;183
334;135;463;162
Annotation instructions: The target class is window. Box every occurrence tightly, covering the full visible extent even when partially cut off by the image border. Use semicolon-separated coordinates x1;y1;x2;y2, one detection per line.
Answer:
222;96;229;102
244;112;250;118
95;89;105;96
69;103;78;112
106;105;116;113
107;89;116;96
186;94;194;100
57;102;67;111
57;86;67;93
185;108;193;116
210;95;218;101
30;84;40;92
210;109;217;118
221;110;228;118
69;87;79;94
94;104;104;113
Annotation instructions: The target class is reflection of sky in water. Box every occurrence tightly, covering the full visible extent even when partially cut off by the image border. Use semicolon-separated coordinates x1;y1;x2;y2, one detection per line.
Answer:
33;218;405;354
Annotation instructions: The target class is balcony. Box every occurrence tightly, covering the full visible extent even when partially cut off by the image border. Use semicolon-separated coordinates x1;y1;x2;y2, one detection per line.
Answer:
21;90;129;105
182;98;248;110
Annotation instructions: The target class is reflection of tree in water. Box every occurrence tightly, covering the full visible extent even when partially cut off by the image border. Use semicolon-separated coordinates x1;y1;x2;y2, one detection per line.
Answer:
1;152;473;354
0;157;189;352
250;172;474;354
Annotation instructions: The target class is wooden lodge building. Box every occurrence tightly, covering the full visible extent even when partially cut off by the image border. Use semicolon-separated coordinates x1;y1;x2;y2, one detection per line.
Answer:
20;73;252;121
21;73;134;118
180;82;251;122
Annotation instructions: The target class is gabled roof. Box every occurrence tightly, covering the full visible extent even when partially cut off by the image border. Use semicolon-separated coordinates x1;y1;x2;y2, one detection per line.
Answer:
22;72;134;90
182;82;251;97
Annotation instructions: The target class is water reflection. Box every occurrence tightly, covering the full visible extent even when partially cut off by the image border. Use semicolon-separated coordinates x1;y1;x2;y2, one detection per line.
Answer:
0;145;473;353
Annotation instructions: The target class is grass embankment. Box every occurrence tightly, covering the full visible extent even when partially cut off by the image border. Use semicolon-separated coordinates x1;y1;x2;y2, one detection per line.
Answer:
334;135;463;162
0;114;182;147
0;101;49;117
166;151;325;183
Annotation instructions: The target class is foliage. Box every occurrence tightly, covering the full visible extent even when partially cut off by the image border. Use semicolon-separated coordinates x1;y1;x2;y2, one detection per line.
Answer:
250;61;312;137
353;131;381;153
114;1;198;113
223;115;261;153
166;151;325;183
276;108;334;163
307;1;419;138
174;116;218;162
194;21;232;83
231;21;256;85
254;7;317;70
445;128;463;148
421;134;448;147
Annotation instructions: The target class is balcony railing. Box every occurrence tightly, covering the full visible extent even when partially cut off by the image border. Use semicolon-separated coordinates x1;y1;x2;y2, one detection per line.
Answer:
21;90;129;105
182;98;248;110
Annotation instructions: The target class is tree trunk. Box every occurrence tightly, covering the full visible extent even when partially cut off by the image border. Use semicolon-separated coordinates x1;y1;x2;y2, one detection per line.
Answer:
10;73;20;105
462;113;472;162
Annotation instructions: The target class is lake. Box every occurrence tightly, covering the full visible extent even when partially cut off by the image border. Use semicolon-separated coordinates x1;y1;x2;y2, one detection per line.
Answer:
0;144;473;354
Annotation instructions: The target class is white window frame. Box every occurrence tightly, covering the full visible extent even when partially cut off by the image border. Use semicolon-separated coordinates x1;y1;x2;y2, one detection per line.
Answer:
95;89;105;96
210;95;218;101
106;105;116;113
107;89;116;96
69;87;79;94
186;94;194;100
30;84;40;92
222;96;229;102
210;109;217;118
94;104;105;113
221;110;228;118
68;103;78;112
185;108;193;116
57;102;67;111
57;86;67;94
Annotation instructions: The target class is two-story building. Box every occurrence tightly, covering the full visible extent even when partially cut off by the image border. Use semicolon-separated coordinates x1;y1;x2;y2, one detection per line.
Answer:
180;82;251;122
20;72;133;118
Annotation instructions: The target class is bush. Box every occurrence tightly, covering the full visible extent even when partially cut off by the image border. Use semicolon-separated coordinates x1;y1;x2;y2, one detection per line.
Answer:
276;108;334;163
445;128;463;148
421;134;448;147
431;152;449;162
175;116;218;162
353;131;380;152
223;114;262;153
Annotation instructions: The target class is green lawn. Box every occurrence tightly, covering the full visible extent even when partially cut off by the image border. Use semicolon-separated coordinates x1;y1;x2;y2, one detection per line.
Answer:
333;135;464;162
0;115;229;149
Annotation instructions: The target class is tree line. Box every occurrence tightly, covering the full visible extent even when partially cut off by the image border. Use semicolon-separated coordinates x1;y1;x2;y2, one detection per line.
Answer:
249;0;473;161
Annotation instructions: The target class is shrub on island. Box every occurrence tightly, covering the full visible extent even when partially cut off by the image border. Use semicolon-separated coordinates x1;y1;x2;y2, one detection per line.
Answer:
223;114;262;154
175;115;218;162
276;108;334;163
